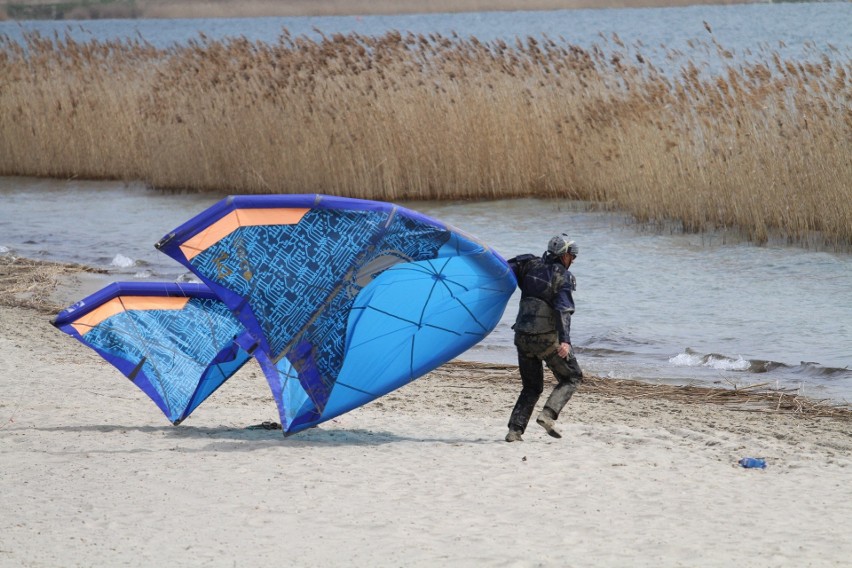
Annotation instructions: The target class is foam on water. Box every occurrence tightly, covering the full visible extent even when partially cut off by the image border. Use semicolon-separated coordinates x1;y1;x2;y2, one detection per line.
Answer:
670;351;753;372
110;253;136;268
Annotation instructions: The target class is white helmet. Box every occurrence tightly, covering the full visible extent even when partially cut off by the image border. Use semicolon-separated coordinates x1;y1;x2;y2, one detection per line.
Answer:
547;234;578;257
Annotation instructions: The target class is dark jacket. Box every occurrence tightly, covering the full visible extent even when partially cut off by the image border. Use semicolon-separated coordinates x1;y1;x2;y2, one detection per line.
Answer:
508;253;576;344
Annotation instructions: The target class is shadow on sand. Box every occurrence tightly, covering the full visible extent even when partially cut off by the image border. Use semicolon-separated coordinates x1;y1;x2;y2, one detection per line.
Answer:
15;423;495;451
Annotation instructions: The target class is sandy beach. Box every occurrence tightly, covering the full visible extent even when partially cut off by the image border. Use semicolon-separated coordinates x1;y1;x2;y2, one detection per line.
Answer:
1;257;850;567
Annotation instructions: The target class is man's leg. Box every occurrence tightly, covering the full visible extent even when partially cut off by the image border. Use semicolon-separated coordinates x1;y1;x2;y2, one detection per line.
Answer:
537;352;584;437
507;336;545;438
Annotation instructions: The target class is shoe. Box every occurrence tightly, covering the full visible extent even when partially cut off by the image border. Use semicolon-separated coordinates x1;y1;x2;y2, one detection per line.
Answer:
505;429;523;442
536;410;562;439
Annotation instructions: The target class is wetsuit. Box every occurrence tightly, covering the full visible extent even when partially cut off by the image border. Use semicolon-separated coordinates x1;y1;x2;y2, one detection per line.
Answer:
507;253;583;434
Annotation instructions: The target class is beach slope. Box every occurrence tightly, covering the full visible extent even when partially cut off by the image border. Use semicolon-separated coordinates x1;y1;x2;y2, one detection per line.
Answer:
0;259;850;567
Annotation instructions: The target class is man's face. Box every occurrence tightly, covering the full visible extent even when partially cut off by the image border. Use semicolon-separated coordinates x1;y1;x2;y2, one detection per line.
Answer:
562;253;575;268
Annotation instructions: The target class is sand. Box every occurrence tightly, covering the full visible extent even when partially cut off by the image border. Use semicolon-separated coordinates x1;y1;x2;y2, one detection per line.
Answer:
1;261;850;567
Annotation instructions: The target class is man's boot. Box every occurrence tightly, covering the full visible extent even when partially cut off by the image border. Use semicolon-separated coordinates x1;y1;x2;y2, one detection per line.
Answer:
505;428;523;442
536;408;562;438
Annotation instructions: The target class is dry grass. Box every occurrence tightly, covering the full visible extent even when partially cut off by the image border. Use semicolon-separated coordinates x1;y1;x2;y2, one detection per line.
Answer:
440;361;852;421
0;255;105;313
0;28;850;247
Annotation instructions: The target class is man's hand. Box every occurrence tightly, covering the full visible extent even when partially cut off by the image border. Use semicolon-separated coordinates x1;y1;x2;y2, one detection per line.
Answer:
558;342;572;358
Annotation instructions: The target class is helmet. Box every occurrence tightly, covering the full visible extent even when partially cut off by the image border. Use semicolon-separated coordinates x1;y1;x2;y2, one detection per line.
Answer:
547;234;578;257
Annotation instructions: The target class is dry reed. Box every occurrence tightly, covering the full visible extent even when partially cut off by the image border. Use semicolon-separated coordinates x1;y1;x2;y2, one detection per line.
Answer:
0;255;105;313
440;361;852;421
1;28;850;247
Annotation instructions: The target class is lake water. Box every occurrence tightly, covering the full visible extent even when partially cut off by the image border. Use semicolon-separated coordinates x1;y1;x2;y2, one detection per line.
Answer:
2;2;851;75
2;177;850;403
1;3;850;402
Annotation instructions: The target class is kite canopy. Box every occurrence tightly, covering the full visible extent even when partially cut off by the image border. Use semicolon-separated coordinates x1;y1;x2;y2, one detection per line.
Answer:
53;282;255;424
156;194;516;433
53;194;516;435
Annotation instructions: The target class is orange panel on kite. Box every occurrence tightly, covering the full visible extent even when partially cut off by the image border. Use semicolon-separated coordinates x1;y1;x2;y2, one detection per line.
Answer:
71;296;190;335
179;208;309;260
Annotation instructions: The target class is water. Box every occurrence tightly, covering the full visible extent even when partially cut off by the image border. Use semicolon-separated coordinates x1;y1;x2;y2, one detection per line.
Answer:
2;177;850;403
2;2;850;75
1;5;850;401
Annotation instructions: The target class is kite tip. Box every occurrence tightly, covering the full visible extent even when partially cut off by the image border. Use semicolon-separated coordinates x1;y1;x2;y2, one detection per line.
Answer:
154;233;175;250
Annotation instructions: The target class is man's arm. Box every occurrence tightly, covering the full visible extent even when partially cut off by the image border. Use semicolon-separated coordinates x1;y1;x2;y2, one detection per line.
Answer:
552;270;576;349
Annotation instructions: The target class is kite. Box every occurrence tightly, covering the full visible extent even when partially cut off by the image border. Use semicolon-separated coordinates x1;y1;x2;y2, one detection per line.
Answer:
53;194;516;435
156;195;516;433
52;282;255;424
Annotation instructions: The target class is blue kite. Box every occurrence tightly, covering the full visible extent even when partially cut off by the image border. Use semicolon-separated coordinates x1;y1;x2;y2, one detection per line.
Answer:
156;195;516;433
54;195;516;435
52;282;255;424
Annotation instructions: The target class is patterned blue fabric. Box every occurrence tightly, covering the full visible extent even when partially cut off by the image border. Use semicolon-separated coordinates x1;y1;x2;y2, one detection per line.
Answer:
55;196;514;432
189;209;449;355
186;207;452;425
157;195;516;433
54;286;253;424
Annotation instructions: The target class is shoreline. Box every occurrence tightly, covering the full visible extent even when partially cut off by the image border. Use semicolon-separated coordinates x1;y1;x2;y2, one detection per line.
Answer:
2;253;851;566
2;254;849;419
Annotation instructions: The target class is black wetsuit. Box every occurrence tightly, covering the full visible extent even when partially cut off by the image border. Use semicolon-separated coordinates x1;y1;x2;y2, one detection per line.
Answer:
507;253;584;434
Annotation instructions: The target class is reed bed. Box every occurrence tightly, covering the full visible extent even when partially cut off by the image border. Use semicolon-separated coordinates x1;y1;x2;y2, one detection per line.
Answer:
1;29;850;247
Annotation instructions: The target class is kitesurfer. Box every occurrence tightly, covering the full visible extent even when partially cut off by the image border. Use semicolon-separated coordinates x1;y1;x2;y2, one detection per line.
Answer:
505;234;583;442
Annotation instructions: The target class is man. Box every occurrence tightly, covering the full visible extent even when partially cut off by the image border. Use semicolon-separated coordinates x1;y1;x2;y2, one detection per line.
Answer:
505;234;583;442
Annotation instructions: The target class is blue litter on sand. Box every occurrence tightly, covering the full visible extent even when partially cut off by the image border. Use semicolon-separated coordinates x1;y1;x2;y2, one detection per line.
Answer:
738;457;767;469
